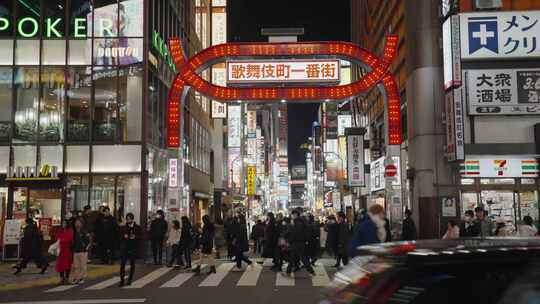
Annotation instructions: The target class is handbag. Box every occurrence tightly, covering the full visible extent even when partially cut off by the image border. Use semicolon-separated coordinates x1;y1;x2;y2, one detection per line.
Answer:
48;240;60;256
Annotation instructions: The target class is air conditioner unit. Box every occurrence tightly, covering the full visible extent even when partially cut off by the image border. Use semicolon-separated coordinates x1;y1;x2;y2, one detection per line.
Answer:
475;0;502;9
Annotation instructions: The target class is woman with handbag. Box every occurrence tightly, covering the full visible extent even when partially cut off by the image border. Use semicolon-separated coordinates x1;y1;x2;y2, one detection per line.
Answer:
56;219;74;285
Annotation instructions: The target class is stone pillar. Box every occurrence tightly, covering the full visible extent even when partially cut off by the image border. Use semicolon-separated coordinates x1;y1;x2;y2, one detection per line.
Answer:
405;0;455;239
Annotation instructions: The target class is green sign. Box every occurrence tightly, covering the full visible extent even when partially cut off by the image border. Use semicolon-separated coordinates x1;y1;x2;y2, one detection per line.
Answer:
152;30;177;72
0;17;87;38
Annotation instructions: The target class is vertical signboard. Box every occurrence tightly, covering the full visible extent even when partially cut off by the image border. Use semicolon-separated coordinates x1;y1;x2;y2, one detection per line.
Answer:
168;158;178;187
247;110;257;138
247;165;256;196
337;114;352;136
211;67;227;118
445;88;465;161
228;147;241;190
443;15;462;90
346;128;365;186
227;105;241;147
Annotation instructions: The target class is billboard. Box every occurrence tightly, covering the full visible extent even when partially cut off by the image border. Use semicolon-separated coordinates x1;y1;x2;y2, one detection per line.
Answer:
445;88;465;161
227;105;241;147
460;157;538;178
460;11;540;60
443;15;462;90
464;69;540;115
227;59;340;85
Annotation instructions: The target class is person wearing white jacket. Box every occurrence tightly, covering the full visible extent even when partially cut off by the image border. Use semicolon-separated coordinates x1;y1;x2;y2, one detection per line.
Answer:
166;220;184;268
518;216;538;237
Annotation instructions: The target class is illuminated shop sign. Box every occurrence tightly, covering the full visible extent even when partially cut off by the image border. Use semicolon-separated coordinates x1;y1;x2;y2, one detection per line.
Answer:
0;17;87;37
152;30;178;72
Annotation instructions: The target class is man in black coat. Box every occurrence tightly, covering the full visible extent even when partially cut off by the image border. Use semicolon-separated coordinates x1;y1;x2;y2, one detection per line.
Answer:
335;211;350;268
119;213;142;287
325;215;339;256
459;210;476;237
262;212;278;260
149;210;168;265
285;210;314;275
14;218;48;275
401;209;417;241
230;213;252;269
96;206;119;264
251;219;265;255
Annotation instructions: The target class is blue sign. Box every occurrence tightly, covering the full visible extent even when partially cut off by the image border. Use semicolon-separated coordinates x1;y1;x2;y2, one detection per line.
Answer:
468;17;499;55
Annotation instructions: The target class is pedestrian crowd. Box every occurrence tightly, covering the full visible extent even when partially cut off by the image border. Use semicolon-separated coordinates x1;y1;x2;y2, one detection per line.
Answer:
10;203;539;285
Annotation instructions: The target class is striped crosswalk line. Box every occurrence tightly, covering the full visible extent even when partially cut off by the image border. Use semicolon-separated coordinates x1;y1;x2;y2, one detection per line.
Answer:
262;258;274;267
275;269;295;286
312;264;331;287
236;263;262;286
124;267;172;289
45;284;77;293
160;265;205;288
85;276;122;290
198;263;235;287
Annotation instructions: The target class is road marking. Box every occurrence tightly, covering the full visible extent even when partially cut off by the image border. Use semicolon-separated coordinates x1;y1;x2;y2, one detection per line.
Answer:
236;264;262;286
45;284;78;293
312;264;331;287
160;272;194;288
262;258;274;267
198;263;234;287
85;277;122;290
124;267;172;289
0;299;146;304
275;270;295;286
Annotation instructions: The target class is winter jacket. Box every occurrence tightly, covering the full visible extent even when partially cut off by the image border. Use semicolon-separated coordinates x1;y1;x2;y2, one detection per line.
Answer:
73;229;90;253
200;223;215;254
402;217;417;240
325;221;339;251
262;220;278;258
96;215;118;244
166;228;181;246
150;218;168;239
251;223;265;240
336;221;350;256
55;227;74;273
472;218;493;237
230;220;249;252
119;223;143;256
349;215;384;257
459;221;475;237
180;223;193;247
21;222;43;259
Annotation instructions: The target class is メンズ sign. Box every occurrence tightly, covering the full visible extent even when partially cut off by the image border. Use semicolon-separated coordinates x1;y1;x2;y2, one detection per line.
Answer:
227;59;340;85
460;157;538;178
460;11;540;60
464;69;540;115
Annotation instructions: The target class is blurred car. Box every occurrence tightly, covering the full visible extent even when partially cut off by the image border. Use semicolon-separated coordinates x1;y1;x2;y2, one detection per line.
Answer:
321;238;540;304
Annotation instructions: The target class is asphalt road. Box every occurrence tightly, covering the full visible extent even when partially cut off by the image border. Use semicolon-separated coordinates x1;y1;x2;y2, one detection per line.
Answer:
0;259;337;304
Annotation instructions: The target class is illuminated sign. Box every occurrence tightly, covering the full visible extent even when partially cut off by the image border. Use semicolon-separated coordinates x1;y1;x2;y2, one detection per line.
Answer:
152;30;178;72
247;165;256;196
227;59;340;85
460;157;538;178
168;159;178;188
0;17;86;38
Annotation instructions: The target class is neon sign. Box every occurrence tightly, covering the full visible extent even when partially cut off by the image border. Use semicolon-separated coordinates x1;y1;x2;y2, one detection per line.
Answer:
152;30;177;72
0;17;87;38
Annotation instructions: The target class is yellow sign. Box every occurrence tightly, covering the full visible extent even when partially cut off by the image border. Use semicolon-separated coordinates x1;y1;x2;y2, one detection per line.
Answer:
247;165;256;196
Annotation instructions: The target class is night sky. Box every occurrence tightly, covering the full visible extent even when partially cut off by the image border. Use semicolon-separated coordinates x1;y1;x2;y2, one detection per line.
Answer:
228;0;351;168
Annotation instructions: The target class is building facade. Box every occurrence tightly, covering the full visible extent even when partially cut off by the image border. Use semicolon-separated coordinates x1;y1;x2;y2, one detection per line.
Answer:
0;0;201;241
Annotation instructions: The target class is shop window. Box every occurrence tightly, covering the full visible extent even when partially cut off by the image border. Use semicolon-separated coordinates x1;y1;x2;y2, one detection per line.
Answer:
90;175;115;212
93;0;119;37
67;176;89;212
117;175;140;223
66;145;90;173
13;188;28;221
15;40;40;65
13;145;37;169
14;67;39;143
0;40;14;65
42;40;66;65
39;68;65;143
91;145;141;173
67;67;92;142
93;66;120;142
15;0;41;38
43;0;66;38
69;0;92;38
461;192;478;215
119;0;144;37
29;189;62;227
118;65;142;141
40;145;63;173
519;191;538;222
69;40;91;65
0;67;12;142
0;1;13;37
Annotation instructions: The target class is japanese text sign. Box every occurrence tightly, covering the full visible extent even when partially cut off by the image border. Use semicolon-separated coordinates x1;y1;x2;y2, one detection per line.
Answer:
227;105;241;147
445;88;465;161
460;157;538;178
461;11;540;60
247;165;256;196
346;134;365;186
465;69;540;115
226;59;340;85
168;158;178;188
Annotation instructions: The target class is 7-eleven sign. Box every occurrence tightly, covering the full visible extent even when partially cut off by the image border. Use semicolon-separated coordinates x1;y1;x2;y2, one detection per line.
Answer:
493;160;508;176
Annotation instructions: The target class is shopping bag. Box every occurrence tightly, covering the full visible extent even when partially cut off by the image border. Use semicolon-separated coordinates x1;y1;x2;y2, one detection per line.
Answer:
48;240;60;256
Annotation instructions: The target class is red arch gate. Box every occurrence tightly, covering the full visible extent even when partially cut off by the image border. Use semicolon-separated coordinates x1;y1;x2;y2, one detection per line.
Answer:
165;35;402;215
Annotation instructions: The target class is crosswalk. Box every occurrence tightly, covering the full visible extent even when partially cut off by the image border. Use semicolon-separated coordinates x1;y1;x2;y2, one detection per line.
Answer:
44;259;335;292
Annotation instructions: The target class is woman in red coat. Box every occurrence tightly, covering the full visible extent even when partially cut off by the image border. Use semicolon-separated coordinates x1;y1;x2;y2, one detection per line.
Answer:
56;219;74;285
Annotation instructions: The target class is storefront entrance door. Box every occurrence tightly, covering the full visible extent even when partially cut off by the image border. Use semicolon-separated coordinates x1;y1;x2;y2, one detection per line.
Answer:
480;190;516;231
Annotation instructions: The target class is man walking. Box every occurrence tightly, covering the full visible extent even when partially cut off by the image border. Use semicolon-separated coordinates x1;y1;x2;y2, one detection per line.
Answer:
119;213;142;287
149;210;168;265
335;212;350;268
285;209;314;275
14;218;48;275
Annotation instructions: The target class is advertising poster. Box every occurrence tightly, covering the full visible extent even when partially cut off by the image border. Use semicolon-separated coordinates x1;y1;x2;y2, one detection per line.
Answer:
442;197;458;217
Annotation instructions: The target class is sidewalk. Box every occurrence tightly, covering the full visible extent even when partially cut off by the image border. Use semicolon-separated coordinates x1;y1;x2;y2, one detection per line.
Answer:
0;261;121;291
